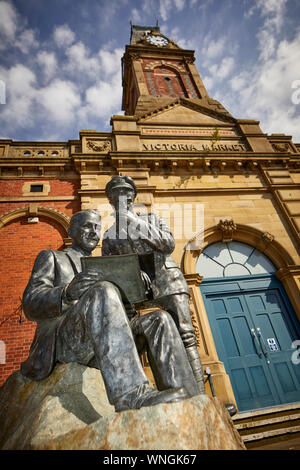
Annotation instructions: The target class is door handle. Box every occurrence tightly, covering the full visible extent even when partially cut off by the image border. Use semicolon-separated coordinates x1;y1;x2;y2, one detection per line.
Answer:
251;328;263;357
256;328;270;363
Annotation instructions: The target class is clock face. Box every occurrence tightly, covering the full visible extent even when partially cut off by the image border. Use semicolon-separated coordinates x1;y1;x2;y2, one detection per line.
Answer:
145;34;169;46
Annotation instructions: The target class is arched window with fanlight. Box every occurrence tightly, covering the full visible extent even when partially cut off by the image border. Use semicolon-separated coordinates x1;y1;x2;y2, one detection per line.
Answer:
196;241;276;279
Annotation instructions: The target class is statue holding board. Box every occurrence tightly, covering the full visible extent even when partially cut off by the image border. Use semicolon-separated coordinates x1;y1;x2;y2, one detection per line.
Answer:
21;209;199;412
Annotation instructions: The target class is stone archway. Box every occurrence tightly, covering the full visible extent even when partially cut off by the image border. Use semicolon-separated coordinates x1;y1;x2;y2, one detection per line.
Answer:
183;219;295;274
0;205;70;234
180;220;300;405
183;220;300;321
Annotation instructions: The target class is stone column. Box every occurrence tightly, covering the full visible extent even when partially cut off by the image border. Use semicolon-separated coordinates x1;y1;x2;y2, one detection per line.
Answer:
185;273;237;407
276;266;300;322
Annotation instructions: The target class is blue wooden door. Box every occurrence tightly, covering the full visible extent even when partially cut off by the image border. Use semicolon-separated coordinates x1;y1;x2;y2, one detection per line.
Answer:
201;275;300;412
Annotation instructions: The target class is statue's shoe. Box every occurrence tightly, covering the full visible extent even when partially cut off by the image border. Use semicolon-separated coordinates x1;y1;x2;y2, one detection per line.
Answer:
114;384;189;412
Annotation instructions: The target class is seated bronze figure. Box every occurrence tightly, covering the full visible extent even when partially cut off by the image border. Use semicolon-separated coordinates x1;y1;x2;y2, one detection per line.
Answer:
21;208;200;412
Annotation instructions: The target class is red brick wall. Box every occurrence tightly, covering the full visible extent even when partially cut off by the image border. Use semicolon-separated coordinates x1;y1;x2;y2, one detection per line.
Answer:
0;178;81;386
0;179;80;198
0;215;68;386
142;60;199;99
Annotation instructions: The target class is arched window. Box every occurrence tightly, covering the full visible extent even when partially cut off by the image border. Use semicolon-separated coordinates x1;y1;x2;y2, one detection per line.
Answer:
152;66;188;98
196;241;276;278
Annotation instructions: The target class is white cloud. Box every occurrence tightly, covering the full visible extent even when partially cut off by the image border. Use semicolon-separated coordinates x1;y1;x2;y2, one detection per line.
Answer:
36;51;58;80
64;42;101;79
38;79;81;123
202;75;214;92
163;26;196;50
230;74;247;92
80;71;122;121
15;28;39;54
228;30;300;140
0;1;18;42
246;0;288;61
0;64;36;127
159;0;171;21
53;24;75;48
202;36;226;64
174;0;185;11
78;47;123;123
0;1;38;53
257;0;287;23
159;0;185;21
98;48;123;77
131;8;142;24
209;57;235;79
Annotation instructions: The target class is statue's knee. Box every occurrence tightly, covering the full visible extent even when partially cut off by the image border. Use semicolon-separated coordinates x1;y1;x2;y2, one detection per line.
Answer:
87;280;120;298
154;309;173;325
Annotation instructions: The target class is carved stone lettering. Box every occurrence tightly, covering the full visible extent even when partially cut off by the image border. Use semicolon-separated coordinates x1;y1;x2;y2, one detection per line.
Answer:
142;141;246;152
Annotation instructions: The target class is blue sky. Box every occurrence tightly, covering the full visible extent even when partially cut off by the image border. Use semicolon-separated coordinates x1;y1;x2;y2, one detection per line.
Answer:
0;0;300;142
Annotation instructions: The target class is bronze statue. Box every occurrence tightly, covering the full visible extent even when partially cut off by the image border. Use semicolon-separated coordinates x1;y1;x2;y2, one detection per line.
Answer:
102;176;205;394
21;209;199;412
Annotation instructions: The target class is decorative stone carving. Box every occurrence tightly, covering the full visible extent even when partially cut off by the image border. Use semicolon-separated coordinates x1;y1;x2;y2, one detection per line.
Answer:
86;140;111;153
262;232;275;245
218;219;237;242
184;56;195;64
189;304;201;348
272;143;291;153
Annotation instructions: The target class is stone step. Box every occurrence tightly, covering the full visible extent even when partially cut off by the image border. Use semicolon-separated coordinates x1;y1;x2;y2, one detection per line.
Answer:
242;424;300;443
232;403;300;449
235;412;300;433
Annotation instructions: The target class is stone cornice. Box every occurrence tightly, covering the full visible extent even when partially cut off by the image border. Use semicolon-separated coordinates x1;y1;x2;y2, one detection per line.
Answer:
184;273;203;286
123;44;195;59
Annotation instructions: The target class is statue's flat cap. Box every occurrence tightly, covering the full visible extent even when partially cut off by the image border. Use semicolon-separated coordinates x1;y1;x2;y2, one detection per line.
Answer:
105;176;137;197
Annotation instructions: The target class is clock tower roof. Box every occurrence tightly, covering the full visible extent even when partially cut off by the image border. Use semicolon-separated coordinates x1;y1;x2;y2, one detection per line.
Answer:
130;24;160;45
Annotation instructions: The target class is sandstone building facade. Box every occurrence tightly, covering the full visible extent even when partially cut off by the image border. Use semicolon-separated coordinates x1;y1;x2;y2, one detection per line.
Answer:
1;25;300;424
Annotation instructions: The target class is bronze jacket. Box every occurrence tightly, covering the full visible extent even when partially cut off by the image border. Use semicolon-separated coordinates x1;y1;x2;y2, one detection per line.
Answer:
21;247;82;381
102;212;189;299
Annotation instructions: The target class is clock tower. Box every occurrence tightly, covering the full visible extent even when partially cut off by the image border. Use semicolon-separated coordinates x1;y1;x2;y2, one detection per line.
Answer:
122;24;230;117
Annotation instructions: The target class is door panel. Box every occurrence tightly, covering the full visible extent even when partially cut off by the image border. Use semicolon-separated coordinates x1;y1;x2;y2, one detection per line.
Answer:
206;290;279;411
245;289;300;404
201;275;300;412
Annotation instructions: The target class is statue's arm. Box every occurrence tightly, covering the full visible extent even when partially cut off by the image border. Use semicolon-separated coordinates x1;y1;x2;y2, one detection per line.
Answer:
101;236;111;256
101;214;175;255
22;250;66;321
136;213;175;254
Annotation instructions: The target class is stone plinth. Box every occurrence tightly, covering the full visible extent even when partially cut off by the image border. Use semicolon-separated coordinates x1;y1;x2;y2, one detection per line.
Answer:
0;363;245;450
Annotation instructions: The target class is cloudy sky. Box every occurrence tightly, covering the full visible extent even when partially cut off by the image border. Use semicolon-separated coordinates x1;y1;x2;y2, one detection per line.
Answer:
0;0;300;142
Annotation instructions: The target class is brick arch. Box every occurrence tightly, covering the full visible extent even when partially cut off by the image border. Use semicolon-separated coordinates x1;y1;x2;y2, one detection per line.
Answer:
152;65;188;98
0;207;70;386
0;205;70;233
145;62;185;74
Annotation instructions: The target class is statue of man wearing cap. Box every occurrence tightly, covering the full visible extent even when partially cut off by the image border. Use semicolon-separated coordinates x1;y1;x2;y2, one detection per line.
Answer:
102;176;205;395
21;209;200;412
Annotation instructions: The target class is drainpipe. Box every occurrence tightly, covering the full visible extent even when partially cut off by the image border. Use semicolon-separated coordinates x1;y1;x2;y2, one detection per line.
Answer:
205;366;216;396
205;366;237;417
